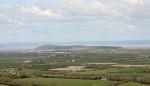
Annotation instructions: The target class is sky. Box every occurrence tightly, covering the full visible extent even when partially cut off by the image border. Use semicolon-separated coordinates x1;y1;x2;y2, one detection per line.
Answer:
0;0;150;43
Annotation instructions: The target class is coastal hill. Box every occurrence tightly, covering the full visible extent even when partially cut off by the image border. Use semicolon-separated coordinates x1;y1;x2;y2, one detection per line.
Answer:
35;45;122;51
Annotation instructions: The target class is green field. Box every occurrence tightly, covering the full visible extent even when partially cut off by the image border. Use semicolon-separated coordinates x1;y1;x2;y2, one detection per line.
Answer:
12;78;148;86
15;78;113;86
118;82;149;86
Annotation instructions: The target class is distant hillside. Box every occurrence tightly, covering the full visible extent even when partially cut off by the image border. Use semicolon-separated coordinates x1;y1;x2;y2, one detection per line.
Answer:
35;45;122;51
1;40;150;51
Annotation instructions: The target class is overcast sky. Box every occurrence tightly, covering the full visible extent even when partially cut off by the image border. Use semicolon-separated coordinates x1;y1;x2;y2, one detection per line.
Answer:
0;0;150;43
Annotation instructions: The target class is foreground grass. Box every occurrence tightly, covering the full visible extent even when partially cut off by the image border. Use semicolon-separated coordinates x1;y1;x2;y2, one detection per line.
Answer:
118;82;149;86
14;78;149;86
15;78;116;86
0;84;8;86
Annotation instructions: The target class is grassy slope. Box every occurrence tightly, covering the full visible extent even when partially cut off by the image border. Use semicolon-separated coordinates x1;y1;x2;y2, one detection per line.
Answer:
118;82;149;86
15;78;116;86
15;78;149;86
0;84;8;86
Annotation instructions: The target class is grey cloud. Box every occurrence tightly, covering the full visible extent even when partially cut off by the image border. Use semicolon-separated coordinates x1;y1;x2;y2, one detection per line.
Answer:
0;0;150;41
